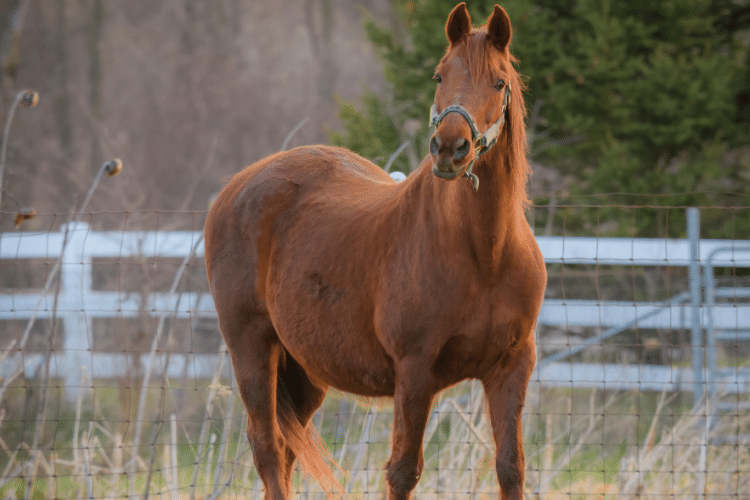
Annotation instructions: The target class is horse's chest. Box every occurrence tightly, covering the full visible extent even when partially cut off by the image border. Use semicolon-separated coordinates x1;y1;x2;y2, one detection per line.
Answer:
383;286;522;373
433;316;521;380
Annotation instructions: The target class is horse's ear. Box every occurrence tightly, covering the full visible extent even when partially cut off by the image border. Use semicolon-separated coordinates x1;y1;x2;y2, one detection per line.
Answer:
446;3;472;46
487;5;512;52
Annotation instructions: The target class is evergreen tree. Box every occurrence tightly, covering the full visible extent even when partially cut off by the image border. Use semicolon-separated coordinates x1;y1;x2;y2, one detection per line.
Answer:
332;0;750;236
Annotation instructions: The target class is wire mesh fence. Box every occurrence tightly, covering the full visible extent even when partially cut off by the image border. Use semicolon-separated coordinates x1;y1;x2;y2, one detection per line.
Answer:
1;207;749;499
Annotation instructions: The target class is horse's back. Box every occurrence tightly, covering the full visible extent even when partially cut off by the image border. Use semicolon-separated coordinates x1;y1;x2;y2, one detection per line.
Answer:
204;145;396;318
237;145;394;193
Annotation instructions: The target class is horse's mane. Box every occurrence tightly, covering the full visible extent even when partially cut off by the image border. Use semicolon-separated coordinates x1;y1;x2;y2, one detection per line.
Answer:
450;30;531;207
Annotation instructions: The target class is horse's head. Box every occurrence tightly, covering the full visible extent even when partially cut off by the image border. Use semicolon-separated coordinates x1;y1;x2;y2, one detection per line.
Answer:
429;3;515;189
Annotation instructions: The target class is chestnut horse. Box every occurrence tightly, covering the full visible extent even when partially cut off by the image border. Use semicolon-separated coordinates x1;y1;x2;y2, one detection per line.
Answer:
204;3;545;500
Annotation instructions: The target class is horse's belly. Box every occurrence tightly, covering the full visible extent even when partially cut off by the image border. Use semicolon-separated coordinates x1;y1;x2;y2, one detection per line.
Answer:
316;358;396;397
273;312;396;397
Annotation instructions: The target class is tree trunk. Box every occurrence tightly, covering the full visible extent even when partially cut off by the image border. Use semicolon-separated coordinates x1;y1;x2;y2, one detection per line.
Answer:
0;0;29;95
54;0;72;157
88;0;104;170
304;0;338;112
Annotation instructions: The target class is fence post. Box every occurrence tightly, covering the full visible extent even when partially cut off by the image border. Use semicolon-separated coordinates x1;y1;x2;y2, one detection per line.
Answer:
58;221;94;399
687;208;703;407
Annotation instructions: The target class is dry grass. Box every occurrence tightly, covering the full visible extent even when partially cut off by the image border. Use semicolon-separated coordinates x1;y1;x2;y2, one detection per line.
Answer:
1;359;749;499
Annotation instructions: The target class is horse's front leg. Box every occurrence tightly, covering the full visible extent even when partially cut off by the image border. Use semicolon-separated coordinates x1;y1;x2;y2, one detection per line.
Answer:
482;339;536;500
386;359;435;500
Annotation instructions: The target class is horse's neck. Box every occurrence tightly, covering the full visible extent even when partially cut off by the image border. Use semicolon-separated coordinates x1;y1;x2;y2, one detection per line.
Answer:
417;148;524;274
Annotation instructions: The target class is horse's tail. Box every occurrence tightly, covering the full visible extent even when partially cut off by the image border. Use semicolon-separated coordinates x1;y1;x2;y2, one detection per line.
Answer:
276;376;344;499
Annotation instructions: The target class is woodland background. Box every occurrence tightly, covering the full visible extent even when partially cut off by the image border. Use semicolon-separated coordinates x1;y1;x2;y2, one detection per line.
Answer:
1;0;750;235
0;0;391;228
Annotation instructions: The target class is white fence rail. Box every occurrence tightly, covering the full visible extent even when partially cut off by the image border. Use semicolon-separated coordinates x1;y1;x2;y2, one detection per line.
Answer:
0;222;216;394
2;213;750;401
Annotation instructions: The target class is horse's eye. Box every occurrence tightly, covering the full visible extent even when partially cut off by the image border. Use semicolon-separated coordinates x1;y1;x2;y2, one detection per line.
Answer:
433;74;442;84
494;79;506;91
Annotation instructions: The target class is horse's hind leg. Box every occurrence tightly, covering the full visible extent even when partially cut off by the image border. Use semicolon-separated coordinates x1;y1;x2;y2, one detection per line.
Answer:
222;315;289;500
224;315;329;499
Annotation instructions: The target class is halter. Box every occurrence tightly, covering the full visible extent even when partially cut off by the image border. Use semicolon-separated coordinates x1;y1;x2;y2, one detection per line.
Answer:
429;82;511;191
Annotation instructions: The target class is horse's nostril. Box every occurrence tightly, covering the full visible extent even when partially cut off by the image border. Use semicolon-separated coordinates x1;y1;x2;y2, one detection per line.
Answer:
453;138;471;160
429;135;441;156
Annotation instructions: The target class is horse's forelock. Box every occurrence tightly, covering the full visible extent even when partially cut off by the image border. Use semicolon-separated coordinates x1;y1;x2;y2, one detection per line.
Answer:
450;30;516;80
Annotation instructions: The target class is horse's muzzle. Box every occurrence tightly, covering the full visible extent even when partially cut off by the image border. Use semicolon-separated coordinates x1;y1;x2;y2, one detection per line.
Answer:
429;125;475;181
431;164;462;180
431;151;473;181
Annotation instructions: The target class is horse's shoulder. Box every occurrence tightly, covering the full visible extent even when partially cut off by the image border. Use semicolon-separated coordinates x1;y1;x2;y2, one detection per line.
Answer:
497;224;546;312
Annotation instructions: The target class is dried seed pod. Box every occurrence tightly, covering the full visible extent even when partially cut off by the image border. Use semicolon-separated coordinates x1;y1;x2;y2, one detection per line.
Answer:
14;208;36;227
20;90;39;108
104;158;123;177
